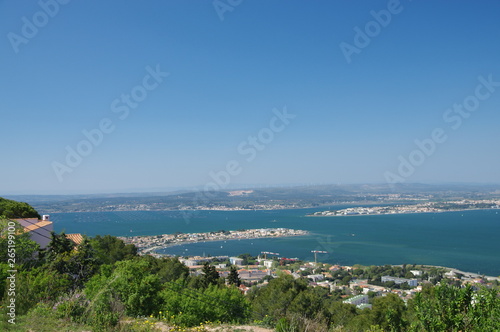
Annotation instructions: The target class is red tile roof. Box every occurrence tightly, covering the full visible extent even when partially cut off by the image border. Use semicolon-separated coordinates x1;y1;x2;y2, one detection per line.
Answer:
66;233;84;245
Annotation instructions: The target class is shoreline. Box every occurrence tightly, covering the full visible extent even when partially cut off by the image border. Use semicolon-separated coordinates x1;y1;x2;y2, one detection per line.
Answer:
45;205;500;215
139;239;500;280
148;242;500;281
119;228;310;254
143;233;309;253
307;207;500;217
38;200;427;214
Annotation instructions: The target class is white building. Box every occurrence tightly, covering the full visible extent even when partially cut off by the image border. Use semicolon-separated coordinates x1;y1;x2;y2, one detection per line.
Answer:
381;275;418;287
181;259;201;267
410;270;422;277
343;294;369;306
307;274;325;282
262;260;274;268
230;257;244;266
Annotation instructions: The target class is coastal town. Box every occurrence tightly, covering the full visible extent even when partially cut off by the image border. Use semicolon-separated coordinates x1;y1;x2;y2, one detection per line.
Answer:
118;225;500;309
119;228;309;254
308;199;500;217
143;251;500;309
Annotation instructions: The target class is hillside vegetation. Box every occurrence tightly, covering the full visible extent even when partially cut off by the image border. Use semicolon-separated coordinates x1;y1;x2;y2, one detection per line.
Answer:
0;197;40;219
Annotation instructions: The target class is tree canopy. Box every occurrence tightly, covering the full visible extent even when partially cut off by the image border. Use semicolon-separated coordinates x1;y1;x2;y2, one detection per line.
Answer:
89;234;137;265
0;197;40;219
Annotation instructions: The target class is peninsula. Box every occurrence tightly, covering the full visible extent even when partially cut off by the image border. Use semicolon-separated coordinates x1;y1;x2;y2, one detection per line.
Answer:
119;228;309;254
308;199;500;217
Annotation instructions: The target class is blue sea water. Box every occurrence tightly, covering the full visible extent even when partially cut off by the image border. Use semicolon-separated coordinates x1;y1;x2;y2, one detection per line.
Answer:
49;208;500;276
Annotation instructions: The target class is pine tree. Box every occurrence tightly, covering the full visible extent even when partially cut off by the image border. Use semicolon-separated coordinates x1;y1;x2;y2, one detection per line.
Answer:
46;231;73;258
227;265;241;286
202;262;220;287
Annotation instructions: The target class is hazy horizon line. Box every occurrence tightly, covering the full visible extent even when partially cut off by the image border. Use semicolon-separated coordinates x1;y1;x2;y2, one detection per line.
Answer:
2;181;500;197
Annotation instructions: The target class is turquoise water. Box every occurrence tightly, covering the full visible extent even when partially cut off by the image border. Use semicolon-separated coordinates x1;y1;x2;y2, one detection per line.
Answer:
49;208;500;276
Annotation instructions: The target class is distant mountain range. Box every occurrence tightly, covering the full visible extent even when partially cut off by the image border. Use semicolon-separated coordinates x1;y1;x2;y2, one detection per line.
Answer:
4;183;500;213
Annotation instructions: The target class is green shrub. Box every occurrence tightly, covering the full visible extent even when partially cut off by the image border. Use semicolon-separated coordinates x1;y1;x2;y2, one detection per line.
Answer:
54;292;88;323
160;283;250;327
13;267;72;315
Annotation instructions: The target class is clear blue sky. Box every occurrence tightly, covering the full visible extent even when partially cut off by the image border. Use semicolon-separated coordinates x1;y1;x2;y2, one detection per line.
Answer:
1;0;499;194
